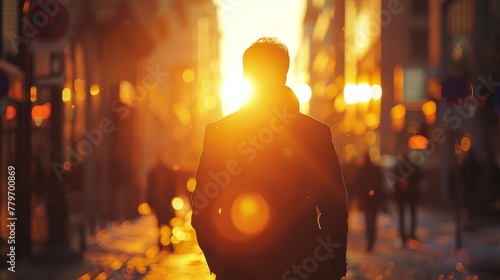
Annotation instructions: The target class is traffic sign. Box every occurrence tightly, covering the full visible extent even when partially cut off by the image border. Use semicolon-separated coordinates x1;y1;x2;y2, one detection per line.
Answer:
28;2;71;44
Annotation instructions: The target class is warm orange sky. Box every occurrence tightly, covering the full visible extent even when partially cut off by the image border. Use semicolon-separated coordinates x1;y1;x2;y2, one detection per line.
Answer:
214;0;306;114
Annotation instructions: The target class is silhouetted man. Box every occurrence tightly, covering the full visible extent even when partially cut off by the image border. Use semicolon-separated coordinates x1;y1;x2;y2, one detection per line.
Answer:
192;37;348;280
461;150;482;230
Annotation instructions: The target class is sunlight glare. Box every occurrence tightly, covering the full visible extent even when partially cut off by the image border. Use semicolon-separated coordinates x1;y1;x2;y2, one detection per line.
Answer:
293;83;312;104
221;77;252;116
344;84;357;104
371;84;382;100
357;83;372;103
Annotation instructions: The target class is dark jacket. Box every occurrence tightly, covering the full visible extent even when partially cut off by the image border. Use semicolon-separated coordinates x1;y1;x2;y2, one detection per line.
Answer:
394;155;423;203
356;159;385;211
192;86;348;279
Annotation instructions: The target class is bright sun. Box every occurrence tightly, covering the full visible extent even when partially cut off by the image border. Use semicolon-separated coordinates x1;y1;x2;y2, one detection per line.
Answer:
220;76;252;116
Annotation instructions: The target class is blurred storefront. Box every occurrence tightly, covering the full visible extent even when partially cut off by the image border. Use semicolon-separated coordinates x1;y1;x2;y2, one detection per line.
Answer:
301;0;500;208
380;0;437;200
301;0;381;165
0;0;221;258
432;0;500;207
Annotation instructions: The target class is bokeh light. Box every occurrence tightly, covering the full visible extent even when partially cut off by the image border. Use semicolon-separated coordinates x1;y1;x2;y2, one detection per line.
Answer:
344;83;357;105
62;87;71;103
138;202;151;215
90;84;100;96
186;178;196;192
30;85;37;102
357;83;372;103
6;105;16;120
461;136;471;151
182;68;195;83
371;84;382;100
408;135;429;150
390;104;406;132
172;197;184;211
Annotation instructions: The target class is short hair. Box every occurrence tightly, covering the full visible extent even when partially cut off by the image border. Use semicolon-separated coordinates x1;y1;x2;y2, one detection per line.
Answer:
242;37;290;84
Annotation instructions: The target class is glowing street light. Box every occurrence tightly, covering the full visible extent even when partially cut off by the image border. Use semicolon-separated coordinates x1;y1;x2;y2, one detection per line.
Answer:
344;83;357;105
357;83;371;103
371;84;382;100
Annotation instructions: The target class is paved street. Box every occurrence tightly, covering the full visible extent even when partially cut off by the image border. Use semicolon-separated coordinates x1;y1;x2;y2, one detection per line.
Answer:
1;202;499;280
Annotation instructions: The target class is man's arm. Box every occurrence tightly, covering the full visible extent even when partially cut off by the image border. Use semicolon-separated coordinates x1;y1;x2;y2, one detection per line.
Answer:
316;125;348;278
191;123;223;273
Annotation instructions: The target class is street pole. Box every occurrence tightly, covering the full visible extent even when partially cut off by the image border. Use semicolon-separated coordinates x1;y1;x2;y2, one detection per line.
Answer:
454;142;463;250
16;0;33;261
47;53;69;246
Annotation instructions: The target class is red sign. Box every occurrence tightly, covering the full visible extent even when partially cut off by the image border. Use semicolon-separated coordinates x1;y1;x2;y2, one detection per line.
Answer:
28;1;71;44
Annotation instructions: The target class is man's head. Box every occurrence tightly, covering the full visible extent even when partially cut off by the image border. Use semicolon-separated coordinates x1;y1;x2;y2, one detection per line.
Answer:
242;37;289;87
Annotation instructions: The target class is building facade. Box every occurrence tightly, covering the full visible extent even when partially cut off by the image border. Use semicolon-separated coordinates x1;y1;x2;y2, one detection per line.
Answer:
0;0;221;257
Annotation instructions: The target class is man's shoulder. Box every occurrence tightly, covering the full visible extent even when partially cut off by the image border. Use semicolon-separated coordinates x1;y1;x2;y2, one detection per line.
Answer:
204;110;331;136
205;111;243;131
294;113;332;135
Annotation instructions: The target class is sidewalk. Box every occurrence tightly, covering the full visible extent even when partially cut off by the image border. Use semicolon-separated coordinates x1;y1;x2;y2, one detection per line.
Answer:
1;203;499;279
346;201;500;279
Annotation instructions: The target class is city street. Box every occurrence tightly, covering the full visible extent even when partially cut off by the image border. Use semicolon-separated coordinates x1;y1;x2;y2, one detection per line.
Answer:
2;201;499;280
1;1;500;279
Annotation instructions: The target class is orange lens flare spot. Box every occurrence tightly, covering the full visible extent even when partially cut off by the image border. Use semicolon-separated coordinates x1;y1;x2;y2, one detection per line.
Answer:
230;193;270;235
6;105;16;120
186;178;196;192
408;239;418;249
138;203;151;215
408;135;429;150
172;197;184;211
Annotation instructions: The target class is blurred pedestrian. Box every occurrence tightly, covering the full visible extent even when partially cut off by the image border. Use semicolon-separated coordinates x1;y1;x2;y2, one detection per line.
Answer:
343;156;359;210
356;151;384;252
192;37;348;280
394;148;423;246
486;154;500;206
461;150;482;230
147;157;177;251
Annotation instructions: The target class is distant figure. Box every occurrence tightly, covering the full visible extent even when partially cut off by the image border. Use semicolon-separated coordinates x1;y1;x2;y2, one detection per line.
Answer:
461;150;482;230
486;154;500;207
343;156;359;210
192;37;348;280
356;152;384;252
394;148;423;246
147;158;177;251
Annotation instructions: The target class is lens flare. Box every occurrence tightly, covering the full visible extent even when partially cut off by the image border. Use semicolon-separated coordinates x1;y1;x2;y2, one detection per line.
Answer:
230;193;270;235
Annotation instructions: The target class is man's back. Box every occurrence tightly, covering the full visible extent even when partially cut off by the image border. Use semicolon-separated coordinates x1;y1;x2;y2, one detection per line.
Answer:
192;37;347;280
192;90;347;279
